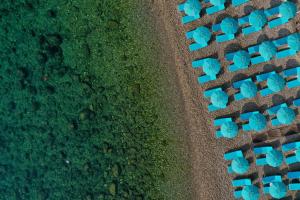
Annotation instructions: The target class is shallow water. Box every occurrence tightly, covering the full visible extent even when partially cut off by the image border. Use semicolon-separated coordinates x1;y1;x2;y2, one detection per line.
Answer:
0;1;186;199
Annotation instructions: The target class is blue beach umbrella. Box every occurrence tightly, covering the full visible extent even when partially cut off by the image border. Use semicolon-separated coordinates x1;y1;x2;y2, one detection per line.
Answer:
184;0;202;17
233;50;251;68
220;121;238;138
249;113;267;132
259;41;277;60
241;185;260;200
210;0;226;6
277;107;295;125
267;74;285;92
220;17;239;34
203;58;221;76
249;10;267;28
231;157;249;174
279;1;297;20
287;33;300;51
240;81;257;98
266;149;284;167
193;26;211;44
211;90;228;108
269;182;287;199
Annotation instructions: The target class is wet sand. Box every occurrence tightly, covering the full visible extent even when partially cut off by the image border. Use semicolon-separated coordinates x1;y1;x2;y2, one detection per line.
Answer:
151;0;300;199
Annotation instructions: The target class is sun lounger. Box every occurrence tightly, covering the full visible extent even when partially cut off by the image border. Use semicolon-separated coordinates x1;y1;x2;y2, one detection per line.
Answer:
276;33;300;59
233;78;257;100
282;140;300;165
224;150;243;160
287;171;300;190
267;103;288;126
256;71;286;96
266;2;297;29
204;87;228;112
282;66;300;88
204;0;225;15
282;141;300;152
238;10;267;35
267;103;296;126
192;58;221;84
225;50;251;72
212;17;239;43
253;146;273;166
186;26;212;51
232;178;252;198
178;0;202;24
214;117;238;138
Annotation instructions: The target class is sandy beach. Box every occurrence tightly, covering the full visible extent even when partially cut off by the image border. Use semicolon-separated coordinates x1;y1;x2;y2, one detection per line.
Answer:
151;0;300;199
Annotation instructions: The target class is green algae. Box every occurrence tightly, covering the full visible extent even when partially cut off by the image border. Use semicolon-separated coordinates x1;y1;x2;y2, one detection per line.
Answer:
0;0;188;199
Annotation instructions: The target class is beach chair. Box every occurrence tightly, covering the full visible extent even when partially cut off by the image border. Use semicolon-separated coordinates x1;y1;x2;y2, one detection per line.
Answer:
231;178;252;198
240;111;267;132
293;98;300;107
204;0;225;15
214;117;239;139
267;103;296;126
282;66;300;88
262;175;287;198
212;17;239;43
225;50;251;72
276;33;300;59
256;71;286;96
254;146;284;167
178;0;202;24
233;78;257;100
238;10;267;35
186;26;212;51
204;87;229;112
231;0;249;7
248;41;277;65
192;58;221;84
224;150;249;174
282;140;300;165
287;171;300;190
265;1;297;29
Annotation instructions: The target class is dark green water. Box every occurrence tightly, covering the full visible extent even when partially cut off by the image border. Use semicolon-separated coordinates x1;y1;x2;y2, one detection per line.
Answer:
0;1;187;199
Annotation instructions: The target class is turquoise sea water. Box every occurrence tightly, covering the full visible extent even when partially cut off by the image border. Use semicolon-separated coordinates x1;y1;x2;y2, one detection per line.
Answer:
0;1;186;199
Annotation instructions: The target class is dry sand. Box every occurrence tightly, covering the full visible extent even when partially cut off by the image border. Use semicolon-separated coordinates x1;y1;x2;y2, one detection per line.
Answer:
150;0;300;199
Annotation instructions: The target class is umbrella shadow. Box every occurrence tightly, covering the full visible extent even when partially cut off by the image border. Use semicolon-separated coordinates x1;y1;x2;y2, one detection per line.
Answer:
224;43;243;55
243;5;255;15
272;94;286;106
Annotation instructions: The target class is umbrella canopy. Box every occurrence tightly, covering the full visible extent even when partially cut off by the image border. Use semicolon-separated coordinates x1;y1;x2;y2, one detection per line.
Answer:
277;107;295;125
231;157;249;174
249;113;267;132
203;58;221;76
184;0;202;17
210;0;226;6
287;33;300;51
249;10;267;28
266;149;284;167
211;90;228;108
269;182;287;199
279;1;297;20
267;74;285;92
220;17;239;34
233;50;251;68
259;41;277;60
240;81;257;98
241;185;260;200
193;26;212;44
220;121;238;138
